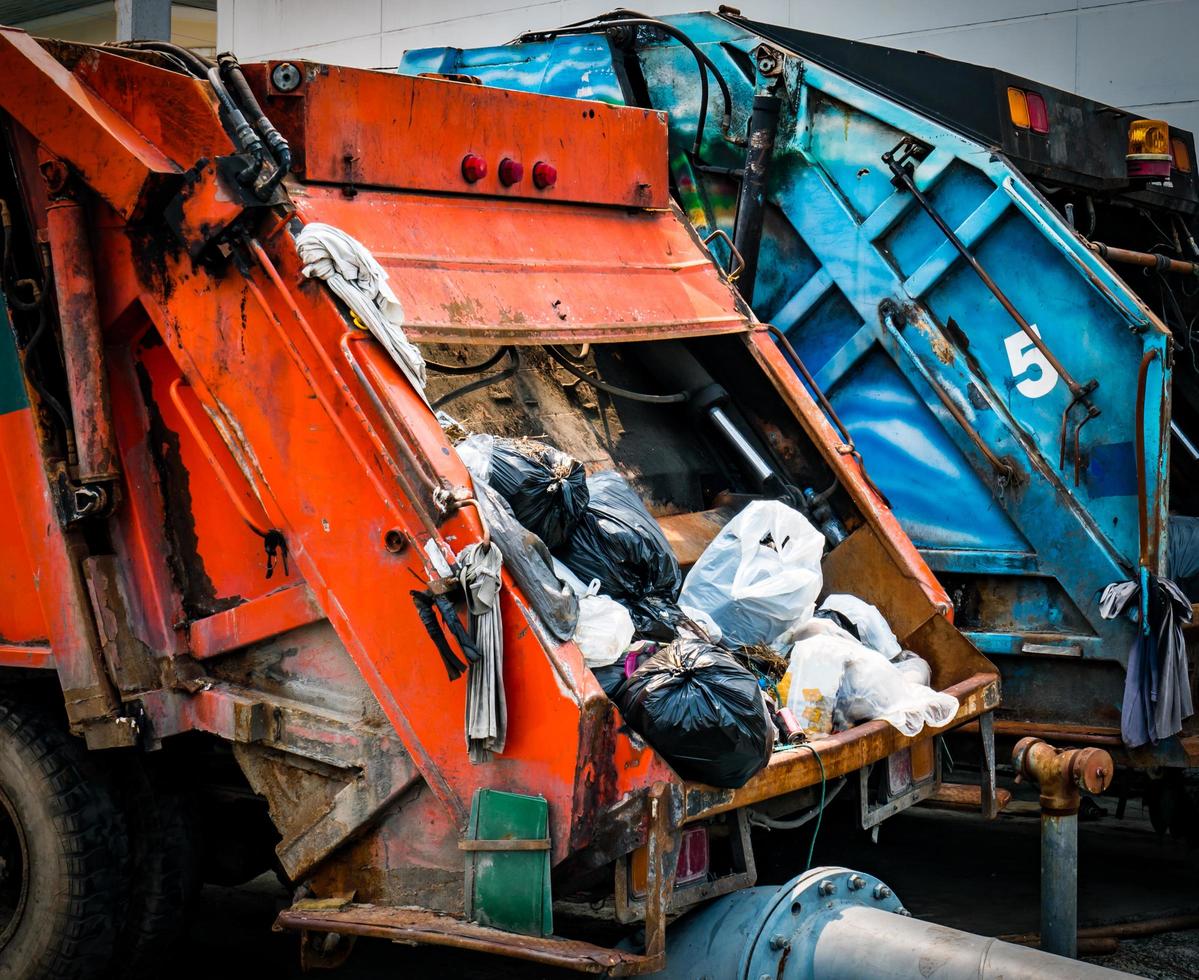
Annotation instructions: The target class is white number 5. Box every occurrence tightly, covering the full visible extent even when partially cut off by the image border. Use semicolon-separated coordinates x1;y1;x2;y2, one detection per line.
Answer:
1003;324;1059;399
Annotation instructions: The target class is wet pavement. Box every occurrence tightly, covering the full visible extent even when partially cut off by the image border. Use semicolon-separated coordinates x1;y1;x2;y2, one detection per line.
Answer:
179;795;1199;979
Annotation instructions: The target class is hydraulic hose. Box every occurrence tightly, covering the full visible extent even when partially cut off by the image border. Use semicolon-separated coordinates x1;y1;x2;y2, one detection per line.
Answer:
115;39;213;78
518;15;736;158
220;57;293;196
545;345;688;404
207;64;268;190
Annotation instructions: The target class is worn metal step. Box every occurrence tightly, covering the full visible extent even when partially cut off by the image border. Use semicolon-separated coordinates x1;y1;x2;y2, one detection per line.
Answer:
274;902;660;975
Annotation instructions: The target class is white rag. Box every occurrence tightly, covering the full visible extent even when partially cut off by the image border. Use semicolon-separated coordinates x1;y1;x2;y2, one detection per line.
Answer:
294;222;428;404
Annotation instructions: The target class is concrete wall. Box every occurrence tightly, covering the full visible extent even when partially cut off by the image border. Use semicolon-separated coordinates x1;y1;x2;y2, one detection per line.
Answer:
216;0;1199;135
17;1;215;52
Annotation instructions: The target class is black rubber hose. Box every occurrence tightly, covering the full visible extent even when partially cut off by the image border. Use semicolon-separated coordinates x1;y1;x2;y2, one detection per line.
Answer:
22;306;72;433
425;347;510;376
518;17;733;158
222;60;293;195
545;345;688;404
432;348;522;409
205;65;269;190
116;40;213;78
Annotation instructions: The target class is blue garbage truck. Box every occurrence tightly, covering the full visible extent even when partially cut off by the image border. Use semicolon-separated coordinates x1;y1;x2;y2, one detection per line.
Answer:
398;11;1199;806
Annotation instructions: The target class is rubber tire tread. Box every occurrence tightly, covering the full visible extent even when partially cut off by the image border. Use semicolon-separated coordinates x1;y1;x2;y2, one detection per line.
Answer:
112;767;198;979
0;699;129;980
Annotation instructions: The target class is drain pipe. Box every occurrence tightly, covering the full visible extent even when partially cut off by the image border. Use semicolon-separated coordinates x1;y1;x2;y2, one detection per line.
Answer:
1012;737;1114;959
653;866;1134;979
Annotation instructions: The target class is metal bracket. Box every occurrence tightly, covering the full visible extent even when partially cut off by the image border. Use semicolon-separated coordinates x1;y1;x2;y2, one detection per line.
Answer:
613;807;756;925
858;740;943;830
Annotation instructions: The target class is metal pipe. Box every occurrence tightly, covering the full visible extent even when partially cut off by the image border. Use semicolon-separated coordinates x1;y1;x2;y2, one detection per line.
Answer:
707;405;774;485
45;198;119;484
809;905;1130;979
653;866;1134;979
1090;241;1199;277
1040;810;1078;957
1012;738;1114;960
1135;349;1160;569
732;93;781;303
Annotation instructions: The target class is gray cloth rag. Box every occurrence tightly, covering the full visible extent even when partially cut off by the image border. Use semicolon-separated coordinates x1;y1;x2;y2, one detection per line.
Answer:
459;541;506;763
1100;576;1193;747
294;221;429;404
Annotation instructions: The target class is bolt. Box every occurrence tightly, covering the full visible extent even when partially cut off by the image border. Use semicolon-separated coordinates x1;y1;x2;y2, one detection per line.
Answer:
847;875;866;891
758;974;773;980
755;45;782;76
873;884;892;901
769;934;791;951
272;61;302;92
817;879;836;896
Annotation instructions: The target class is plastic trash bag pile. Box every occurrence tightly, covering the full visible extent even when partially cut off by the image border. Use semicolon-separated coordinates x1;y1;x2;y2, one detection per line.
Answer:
449;426;957;790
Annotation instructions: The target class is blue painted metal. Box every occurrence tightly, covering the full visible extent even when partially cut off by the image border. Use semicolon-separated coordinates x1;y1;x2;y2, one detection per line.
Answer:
398;14;1181;759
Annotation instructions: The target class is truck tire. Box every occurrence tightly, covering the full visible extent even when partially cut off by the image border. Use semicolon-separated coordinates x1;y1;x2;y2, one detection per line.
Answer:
0;699;129;980
113;766;199;978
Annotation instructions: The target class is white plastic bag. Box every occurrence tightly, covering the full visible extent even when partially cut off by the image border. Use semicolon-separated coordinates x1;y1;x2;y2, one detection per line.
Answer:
838;650;958;736
819;594;902;659
786;633;857;736
786;634;959;738
892;650;932;687
679;604;723;643
680;501;825;647
562;571;636;669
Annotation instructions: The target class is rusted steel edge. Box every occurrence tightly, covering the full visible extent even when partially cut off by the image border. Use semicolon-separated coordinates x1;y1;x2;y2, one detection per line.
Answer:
402;318;750;345
0;644;55;669
682;672;999;822
273;907;658;975
746;327;954;618
189;584;325;660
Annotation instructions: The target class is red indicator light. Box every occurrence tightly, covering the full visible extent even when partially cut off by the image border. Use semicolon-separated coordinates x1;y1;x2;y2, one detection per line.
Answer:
461;153;487;183
532;160;557;189
1026;92;1049;134
498;158;524;186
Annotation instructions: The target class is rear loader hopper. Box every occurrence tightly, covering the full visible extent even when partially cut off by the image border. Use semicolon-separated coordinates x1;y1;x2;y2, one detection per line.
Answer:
0;27;1124;978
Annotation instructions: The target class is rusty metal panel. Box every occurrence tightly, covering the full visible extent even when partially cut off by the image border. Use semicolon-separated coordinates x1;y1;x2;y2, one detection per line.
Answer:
293;187;751;346
251;63;669;209
81;554;160;694
0;28;181;217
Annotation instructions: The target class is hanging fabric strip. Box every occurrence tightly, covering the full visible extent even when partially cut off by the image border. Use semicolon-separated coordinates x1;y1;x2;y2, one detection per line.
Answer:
458;541;507;763
1100;574;1194;747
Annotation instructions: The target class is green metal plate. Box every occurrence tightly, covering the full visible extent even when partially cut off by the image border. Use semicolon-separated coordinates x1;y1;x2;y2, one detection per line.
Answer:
464;789;552;938
0;296;28;416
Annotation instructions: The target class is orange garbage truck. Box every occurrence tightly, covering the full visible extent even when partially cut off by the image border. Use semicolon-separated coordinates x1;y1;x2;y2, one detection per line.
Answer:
0;28;1120;980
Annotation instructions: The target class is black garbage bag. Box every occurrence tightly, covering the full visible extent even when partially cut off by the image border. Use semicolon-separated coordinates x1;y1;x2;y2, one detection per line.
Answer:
616;638;773;788
486;439;589;549
554;471;683;637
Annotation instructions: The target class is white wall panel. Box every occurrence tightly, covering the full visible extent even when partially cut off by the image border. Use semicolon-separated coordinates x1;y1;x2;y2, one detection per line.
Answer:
217;0;1199;133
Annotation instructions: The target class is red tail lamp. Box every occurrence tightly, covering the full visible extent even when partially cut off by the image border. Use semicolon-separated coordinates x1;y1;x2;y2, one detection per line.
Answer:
498;158;524;186
532;160;558;189
1008;87;1049;134
1026;92;1049;134
461;153;487;183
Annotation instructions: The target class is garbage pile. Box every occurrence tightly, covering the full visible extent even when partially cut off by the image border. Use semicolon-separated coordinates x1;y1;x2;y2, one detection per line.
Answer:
450;427;958;788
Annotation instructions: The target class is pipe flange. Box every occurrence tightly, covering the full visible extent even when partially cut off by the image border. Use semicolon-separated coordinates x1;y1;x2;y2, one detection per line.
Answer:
744;866;904;980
